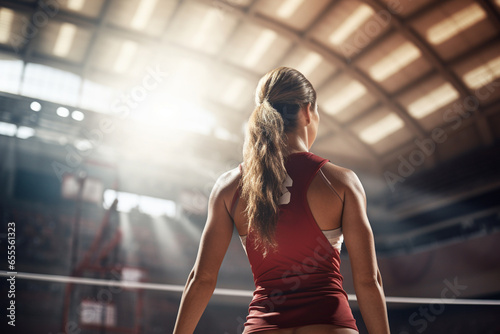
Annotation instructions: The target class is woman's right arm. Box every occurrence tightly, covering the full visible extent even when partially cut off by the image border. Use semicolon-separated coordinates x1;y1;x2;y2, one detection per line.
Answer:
341;169;390;334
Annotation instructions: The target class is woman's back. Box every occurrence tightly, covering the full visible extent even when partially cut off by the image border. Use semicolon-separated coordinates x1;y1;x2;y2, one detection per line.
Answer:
173;67;389;334
227;152;358;333
230;153;350;239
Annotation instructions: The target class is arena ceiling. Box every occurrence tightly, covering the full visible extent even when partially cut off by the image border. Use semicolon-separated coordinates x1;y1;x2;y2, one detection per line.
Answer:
0;0;500;204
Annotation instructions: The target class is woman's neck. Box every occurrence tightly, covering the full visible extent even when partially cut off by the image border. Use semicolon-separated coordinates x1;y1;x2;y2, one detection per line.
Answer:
285;129;310;154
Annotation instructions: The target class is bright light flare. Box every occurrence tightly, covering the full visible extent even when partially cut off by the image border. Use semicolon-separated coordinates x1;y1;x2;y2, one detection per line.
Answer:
221;77;247;105
57;107;70;117
71;110;85;121
17;126;35;139
0;122;17;137
30;101;42;111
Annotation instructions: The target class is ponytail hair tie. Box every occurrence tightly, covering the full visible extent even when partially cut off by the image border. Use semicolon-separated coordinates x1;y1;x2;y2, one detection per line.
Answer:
260;99;275;110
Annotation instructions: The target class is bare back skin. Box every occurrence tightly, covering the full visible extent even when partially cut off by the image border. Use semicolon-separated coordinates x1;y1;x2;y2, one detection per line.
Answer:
222;161;359;334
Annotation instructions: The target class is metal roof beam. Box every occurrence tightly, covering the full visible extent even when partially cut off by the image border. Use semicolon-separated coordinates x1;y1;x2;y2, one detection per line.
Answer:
362;0;495;146
390;35;500;98
477;0;500;31
195;0;431;163
213;0;260;62
314;109;379;163
81;0;112;76
197;0;382;164
270;0;382;164
379;97;500;165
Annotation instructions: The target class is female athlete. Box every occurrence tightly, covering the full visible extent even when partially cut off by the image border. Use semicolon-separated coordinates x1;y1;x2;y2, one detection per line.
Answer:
173;67;390;334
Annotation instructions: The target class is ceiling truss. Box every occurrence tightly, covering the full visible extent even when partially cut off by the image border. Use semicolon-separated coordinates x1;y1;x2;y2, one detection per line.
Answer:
0;0;498;174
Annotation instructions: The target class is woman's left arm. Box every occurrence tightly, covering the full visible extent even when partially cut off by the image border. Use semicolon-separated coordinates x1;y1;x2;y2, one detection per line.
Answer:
173;174;235;334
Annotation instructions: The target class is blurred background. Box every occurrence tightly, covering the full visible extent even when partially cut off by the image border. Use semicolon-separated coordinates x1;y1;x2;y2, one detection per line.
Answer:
0;0;499;333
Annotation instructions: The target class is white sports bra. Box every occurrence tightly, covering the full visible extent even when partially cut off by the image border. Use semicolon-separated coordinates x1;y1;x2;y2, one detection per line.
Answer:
239;227;344;254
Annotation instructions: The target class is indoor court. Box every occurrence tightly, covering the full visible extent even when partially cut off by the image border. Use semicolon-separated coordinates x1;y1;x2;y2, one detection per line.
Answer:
0;0;500;333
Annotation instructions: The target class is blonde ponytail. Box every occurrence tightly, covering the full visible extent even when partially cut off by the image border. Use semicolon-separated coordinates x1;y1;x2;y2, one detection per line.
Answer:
241;67;317;256
242;100;288;254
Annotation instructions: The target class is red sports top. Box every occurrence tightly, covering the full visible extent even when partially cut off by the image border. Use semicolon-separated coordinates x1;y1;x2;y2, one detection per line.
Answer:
231;152;358;333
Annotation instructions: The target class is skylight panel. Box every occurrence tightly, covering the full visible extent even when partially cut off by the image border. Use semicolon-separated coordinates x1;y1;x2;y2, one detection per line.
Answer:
323;80;367;115
16;126;35;139
67;0;85;11
359;113;404;144
0;7;14;43
297;52;322;76
53;23;77;57
0;58;23;94
0;122;17;137
369;42;421;82
192;8;220;47
427;3;486;45
131;0;158;30
277;0;304;19
329;4;374;45
244;29;277;67
462;56;500;89
114;40;138;73
21;63;81;105
408;83;459;118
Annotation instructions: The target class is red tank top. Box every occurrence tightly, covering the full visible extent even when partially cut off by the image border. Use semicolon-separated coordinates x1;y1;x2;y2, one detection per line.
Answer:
231;152;358;333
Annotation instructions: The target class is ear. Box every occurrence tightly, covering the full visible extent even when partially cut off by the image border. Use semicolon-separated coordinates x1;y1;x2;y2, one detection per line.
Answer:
303;102;312;125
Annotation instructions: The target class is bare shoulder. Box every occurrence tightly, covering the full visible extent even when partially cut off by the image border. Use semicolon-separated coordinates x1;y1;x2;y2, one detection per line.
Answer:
211;165;242;208
321;162;365;199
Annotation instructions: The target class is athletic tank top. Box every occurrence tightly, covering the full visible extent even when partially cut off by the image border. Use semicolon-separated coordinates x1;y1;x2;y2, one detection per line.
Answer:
230;152;358;333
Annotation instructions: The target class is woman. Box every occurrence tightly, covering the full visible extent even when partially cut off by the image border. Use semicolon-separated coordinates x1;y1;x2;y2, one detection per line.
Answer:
173;67;390;334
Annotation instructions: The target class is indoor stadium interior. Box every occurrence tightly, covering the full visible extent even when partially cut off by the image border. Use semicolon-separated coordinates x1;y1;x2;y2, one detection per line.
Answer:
0;0;499;333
